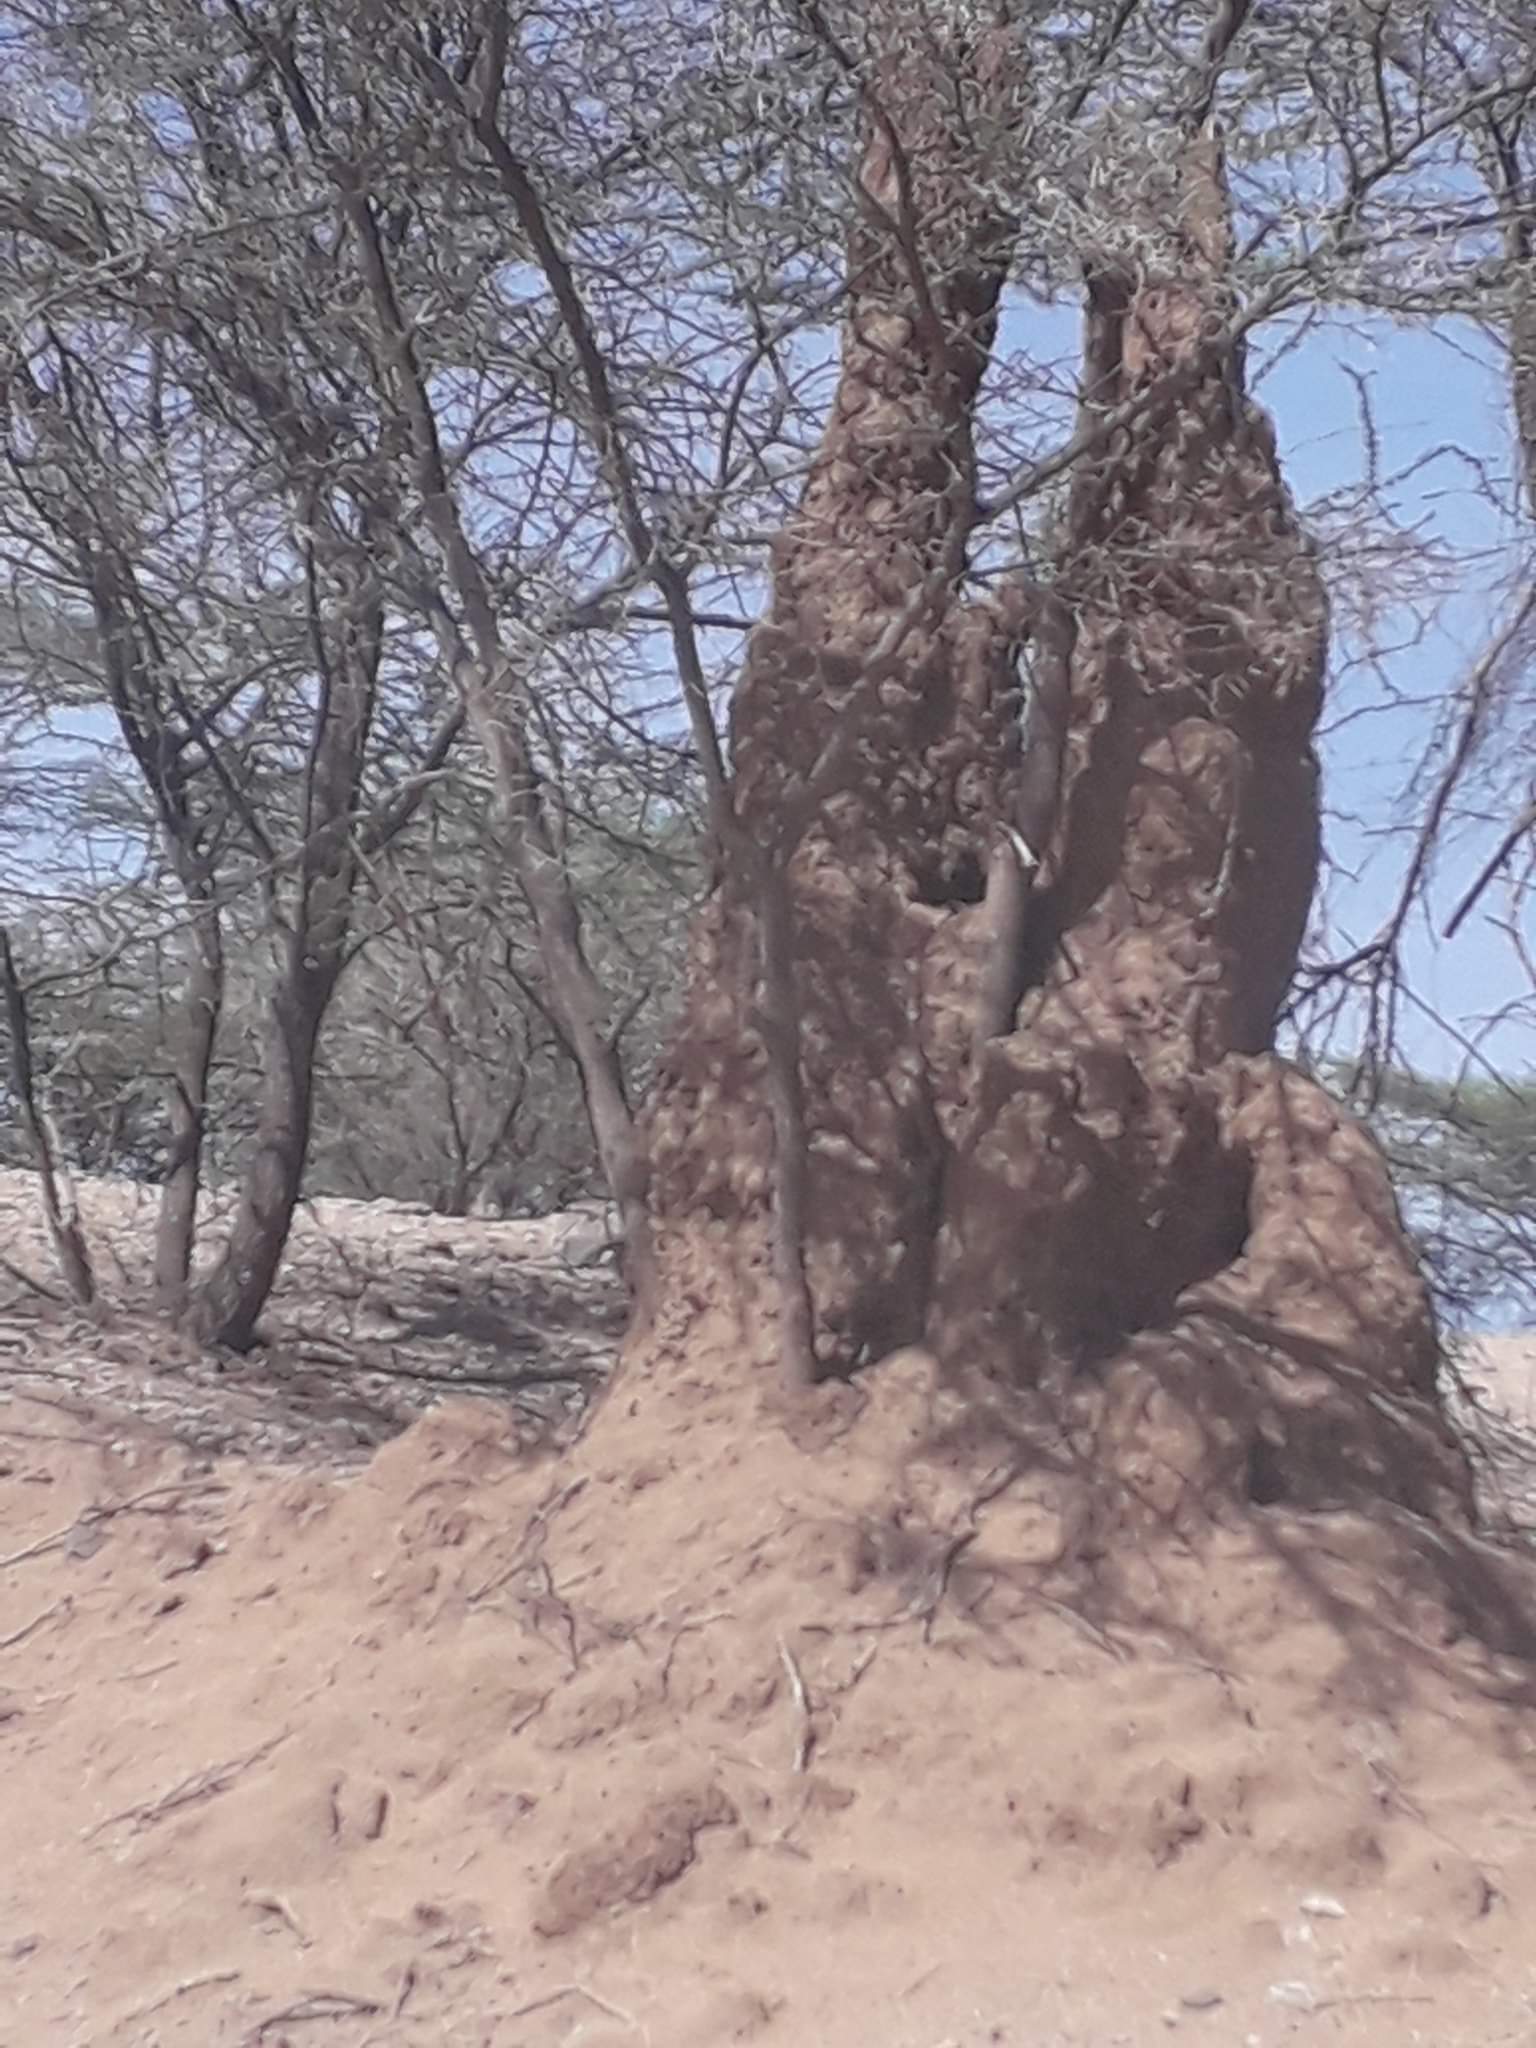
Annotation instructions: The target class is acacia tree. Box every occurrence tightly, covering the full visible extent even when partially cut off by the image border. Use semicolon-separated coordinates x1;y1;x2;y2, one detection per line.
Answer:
0;288;443;1342
4;0;831;1334
0;0;694;1337
2;0;842;1340
4;339;245;1310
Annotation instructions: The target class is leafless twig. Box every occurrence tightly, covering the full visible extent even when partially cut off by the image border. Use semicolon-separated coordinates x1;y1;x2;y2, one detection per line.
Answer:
85;1729;290;1840
777;1634;814;1772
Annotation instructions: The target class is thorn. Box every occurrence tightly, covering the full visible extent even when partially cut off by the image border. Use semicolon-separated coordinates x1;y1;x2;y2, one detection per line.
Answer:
1003;827;1038;871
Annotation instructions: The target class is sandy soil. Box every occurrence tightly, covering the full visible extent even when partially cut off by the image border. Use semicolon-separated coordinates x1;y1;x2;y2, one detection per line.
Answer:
4;1171;1536;2048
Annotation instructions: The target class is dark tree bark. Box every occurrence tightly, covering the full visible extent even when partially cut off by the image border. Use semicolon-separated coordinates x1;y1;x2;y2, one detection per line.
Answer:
76;543;228;1313
643;23;1471;1530
154;878;224;1312
189;539;383;1351
1;929;97;1306
4;353;230;1313
188;932;337;1351
237;6;657;1308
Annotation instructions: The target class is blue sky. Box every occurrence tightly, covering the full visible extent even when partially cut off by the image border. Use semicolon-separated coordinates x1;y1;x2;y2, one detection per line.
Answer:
1262;317;1532;1076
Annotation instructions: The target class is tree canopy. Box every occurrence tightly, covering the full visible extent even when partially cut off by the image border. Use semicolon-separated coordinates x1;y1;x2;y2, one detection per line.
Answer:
0;0;1532;1372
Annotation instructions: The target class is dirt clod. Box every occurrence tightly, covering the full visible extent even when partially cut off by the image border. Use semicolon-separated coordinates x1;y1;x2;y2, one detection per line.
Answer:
535;1781;738;1937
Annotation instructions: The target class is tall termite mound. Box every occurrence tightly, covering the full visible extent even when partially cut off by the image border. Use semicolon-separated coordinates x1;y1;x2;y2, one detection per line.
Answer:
646;18;1030;1364
929;138;1468;1528
642;28;1471;1532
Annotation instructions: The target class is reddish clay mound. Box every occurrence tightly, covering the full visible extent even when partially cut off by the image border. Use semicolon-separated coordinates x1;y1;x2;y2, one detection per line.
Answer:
6;1248;1536;2047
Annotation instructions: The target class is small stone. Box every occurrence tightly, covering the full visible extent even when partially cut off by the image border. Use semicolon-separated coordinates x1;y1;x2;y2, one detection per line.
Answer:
1299;1891;1347;1918
64;1519;106;1561
1267;1980;1317;2010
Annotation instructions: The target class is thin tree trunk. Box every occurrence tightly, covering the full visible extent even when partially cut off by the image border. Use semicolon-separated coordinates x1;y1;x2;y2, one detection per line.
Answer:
751;859;818;1386
190;538;380;1352
12;414;228;1316
308;130;656;1308
190;941;341;1349
446;652;654;1306
1;929;96;1306
154;878;223;1311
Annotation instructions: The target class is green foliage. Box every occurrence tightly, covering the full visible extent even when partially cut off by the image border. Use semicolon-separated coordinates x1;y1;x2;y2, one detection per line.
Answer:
1351;1068;1536;1330
0;782;700;1215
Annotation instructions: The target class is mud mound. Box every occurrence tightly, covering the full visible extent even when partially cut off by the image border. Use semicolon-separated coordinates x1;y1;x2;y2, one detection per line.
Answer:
4;1293;1536;2043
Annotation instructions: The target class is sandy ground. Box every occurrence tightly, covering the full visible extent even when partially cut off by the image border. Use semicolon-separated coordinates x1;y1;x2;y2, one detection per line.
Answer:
4;1171;1536;2048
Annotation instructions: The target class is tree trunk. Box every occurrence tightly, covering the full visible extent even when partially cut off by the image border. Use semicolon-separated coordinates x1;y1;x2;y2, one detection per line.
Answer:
643;32;1471;1529
1;928;96;1306
190;545;380;1352
188;937;342;1350
465;693;655;1311
153;877;223;1312
317;143;656;1311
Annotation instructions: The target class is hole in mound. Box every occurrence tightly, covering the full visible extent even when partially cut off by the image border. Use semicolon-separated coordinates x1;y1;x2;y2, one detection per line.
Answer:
911;849;986;906
1245;1434;1288;1506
